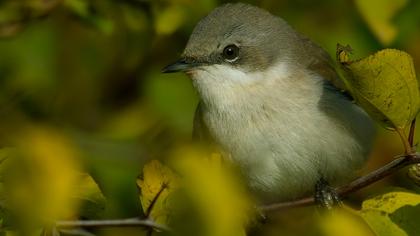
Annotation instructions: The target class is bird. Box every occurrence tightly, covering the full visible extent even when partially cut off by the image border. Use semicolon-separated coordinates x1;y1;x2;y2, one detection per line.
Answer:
162;3;375;204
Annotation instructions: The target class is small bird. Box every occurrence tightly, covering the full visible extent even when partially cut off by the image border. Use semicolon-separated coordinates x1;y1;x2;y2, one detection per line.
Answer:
163;3;375;203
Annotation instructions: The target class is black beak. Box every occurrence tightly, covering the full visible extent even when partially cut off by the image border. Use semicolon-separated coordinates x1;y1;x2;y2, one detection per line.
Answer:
162;59;201;73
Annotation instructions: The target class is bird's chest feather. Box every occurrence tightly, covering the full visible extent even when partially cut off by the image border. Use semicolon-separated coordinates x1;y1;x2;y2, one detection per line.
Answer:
202;87;322;165
198;68;328;169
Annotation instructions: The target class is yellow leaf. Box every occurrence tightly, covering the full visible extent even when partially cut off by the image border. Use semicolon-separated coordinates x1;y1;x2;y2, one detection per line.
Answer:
3;127;105;225
362;191;420;213
355;0;407;45
172;147;254;236
337;48;420;129
359;191;420;236
137;160;180;225
360;210;407;236
8;127;82;221
319;206;374;236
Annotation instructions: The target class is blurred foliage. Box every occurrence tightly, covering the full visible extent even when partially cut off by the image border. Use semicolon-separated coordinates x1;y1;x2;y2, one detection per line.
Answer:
169;150;255;236
318;207;374;236
0;0;418;235
355;0;408;46
0;126;105;234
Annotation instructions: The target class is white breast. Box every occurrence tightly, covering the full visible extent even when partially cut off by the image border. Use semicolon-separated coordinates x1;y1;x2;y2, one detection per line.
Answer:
191;63;375;202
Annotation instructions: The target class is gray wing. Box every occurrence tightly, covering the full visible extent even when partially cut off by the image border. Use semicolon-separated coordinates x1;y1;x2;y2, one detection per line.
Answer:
296;34;348;93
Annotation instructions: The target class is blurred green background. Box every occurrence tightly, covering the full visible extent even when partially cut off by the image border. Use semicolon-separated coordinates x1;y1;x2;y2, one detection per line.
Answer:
0;0;420;235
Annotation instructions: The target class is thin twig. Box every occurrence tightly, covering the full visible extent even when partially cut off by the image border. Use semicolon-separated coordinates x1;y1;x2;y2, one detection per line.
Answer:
56;218;170;232
260;153;420;212
258;196;315;212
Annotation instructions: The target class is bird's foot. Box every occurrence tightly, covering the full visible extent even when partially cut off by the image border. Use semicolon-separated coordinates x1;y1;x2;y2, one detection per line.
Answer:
315;178;341;209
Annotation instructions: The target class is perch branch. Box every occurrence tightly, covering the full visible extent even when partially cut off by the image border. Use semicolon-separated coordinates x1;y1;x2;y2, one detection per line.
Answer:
260;153;420;212
56;218;170;232
55;153;420;231
55;152;420;229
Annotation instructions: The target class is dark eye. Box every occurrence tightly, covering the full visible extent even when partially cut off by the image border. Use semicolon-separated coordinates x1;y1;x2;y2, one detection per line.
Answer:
222;44;239;61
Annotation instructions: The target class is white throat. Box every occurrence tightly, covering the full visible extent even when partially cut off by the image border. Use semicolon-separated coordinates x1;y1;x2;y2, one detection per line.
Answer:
189;62;324;113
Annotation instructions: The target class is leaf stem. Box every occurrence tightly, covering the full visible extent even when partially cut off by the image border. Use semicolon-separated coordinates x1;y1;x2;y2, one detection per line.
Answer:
409;118;416;149
396;127;413;154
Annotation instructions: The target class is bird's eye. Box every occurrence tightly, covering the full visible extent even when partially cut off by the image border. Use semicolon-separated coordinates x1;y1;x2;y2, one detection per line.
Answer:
222;45;239;62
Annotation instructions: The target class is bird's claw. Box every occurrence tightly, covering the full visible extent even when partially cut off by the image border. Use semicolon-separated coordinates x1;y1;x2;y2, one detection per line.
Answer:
315;178;341;209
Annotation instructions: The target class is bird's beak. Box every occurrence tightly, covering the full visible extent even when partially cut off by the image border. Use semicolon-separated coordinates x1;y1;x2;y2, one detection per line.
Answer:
162;58;201;73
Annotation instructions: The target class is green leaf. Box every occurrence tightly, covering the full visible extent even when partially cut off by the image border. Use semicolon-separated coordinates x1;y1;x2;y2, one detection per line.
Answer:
390;204;420;235
337;47;420;130
360;210;406;236
359;191;420;236
355;0;408;45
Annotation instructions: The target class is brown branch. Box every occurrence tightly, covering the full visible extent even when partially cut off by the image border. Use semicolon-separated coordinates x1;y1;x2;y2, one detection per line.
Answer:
55;154;420;228
56;218;170;232
260;153;420;212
